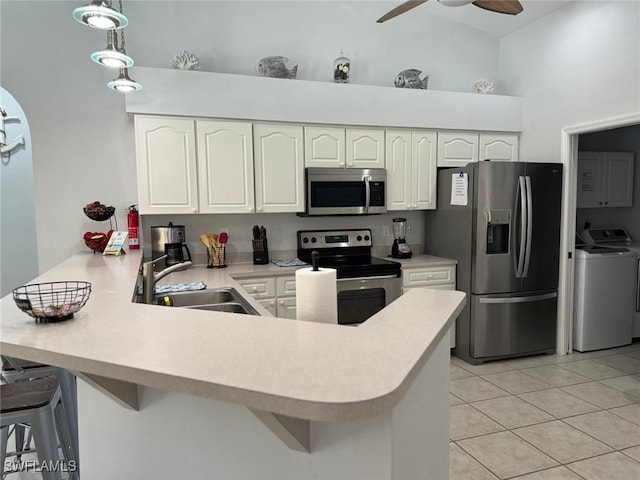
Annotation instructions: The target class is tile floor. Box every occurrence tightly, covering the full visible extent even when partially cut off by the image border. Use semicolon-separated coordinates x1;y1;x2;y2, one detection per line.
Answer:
450;342;640;480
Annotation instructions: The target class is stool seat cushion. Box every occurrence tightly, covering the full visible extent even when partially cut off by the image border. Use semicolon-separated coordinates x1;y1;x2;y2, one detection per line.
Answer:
0;378;59;414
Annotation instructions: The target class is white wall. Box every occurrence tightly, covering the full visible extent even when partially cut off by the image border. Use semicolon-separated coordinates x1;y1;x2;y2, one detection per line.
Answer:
1;1;500;272
0;88;39;295
499;0;640;162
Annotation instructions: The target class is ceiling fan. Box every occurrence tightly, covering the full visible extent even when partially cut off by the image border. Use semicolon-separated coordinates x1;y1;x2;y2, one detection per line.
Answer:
377;0;523;23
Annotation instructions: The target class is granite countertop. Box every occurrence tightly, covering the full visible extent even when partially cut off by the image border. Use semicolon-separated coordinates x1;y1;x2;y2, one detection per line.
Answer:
0;251;465;422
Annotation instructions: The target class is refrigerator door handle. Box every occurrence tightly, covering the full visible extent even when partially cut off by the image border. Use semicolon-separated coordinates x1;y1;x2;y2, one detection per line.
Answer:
479;292;558;304
523;176;533;278
515;176;527;278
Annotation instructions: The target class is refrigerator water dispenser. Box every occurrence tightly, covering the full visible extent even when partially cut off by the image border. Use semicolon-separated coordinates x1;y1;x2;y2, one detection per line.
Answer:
486;209;510;255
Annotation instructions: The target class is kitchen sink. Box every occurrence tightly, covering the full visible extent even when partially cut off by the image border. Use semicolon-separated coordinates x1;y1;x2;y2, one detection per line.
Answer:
150;288;259;315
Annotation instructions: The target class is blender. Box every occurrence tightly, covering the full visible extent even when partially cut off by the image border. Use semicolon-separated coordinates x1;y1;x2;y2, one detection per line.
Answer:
391;217;412;258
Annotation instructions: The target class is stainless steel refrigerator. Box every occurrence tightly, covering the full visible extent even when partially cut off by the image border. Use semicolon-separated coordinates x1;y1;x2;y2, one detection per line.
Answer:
425;161;563;364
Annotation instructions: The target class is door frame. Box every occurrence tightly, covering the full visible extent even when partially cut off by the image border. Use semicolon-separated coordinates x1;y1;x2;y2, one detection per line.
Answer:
558;112;640;354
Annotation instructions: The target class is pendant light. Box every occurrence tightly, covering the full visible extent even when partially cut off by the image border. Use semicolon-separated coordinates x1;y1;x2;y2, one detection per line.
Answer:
73;0;128;29
91;30;133;68
106;26;140;92
108;68;141;92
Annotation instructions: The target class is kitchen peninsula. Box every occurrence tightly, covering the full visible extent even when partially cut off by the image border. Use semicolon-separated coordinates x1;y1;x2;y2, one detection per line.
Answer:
0;251;465;479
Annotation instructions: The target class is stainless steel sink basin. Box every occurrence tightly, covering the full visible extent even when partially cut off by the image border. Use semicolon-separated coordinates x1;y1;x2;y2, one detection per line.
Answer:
185;302;254;314
157;289;236;307
151;288;259;315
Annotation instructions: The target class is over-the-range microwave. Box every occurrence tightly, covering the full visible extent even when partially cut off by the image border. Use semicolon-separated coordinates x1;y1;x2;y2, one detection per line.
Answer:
300;167;387;216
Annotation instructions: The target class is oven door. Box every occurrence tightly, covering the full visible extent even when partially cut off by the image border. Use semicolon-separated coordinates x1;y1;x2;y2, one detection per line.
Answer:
336;274;401;325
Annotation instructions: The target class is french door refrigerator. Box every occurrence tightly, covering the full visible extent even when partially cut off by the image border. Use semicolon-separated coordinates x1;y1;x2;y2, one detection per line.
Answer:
425;161;563;364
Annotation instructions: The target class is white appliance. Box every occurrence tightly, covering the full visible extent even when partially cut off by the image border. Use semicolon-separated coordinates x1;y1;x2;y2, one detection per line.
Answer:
581;227;640;338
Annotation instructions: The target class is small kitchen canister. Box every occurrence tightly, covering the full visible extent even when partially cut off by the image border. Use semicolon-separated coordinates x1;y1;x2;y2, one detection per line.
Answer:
333;49;350;83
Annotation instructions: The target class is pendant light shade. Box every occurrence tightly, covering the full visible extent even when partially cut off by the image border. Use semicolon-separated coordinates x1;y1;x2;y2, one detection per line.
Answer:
108;68;141;92
72;0;128;29
91;30;133;68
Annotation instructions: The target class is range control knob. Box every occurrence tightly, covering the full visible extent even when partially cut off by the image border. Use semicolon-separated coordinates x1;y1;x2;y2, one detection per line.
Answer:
311;237;317;243
302;237;309;244
364;235;370;241
356;235;362;241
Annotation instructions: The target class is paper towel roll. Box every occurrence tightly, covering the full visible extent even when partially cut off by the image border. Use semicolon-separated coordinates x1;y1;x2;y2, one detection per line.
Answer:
295;267;337;324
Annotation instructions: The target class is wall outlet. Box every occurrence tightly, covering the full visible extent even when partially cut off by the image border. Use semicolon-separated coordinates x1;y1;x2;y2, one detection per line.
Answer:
382;226;391;237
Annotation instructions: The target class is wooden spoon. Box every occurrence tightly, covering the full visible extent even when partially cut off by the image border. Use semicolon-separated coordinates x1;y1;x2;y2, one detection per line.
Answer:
200;233;211;248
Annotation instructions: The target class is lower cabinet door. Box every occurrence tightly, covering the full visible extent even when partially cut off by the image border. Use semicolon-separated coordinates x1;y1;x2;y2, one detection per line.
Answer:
277;297;297;319
258;299;277;316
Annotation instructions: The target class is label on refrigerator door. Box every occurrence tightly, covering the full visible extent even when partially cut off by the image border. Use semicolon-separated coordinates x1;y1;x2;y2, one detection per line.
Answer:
451;172;468;206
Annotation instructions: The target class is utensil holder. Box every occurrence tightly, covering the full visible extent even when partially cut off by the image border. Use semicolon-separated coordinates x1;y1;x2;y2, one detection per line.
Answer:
207;245;226;268
252;238;269;265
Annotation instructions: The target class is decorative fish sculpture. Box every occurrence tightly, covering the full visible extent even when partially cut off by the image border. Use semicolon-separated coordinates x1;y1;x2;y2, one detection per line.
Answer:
255;56;298;79
394;69;429;89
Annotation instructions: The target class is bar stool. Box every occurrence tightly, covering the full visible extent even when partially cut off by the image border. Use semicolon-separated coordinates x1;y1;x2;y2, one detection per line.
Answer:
1;377;78;480
0;357;79;469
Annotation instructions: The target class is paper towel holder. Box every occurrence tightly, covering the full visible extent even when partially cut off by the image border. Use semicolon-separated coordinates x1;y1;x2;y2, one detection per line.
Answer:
311;250;319;271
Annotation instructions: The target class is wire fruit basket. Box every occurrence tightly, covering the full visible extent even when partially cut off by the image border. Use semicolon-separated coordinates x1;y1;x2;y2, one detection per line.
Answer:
13;281;92;323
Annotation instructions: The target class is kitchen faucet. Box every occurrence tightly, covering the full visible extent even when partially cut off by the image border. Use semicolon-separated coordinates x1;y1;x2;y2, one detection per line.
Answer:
141;255;192;304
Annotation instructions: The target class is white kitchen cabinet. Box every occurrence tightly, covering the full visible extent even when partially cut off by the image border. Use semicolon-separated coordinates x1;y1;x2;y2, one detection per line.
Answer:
237;275;297;319
479;134;519;162
346;128;385;168
386;130;437;211
437;132;479;168
304;126;345;168
402;265;457;347
134;116;199;214
197;120;255;214
577;151;634;208
254;124;305;213
305;126;385;168
437;132;519;167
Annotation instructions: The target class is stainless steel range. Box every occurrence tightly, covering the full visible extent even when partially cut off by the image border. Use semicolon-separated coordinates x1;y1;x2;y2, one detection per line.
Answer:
297;229;402;325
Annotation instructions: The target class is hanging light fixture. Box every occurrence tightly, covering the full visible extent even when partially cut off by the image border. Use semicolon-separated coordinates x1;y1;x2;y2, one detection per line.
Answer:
108;68;141;92
91;30;133;68
72;0;128;29
106;25;140;92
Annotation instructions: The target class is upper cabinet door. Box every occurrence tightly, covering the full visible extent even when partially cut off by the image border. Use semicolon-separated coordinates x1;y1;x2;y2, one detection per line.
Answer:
196;120;255;214
304;126;345;168
254;124;305;213
385;130;412;211
479;134;519;162
412;130;437;210
134;116;198;214
603;152;634;207
346;128;385;168
437;132;479;167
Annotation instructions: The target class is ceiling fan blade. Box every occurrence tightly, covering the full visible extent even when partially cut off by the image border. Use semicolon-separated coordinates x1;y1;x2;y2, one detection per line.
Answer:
472;0;523;15
377;0;429;23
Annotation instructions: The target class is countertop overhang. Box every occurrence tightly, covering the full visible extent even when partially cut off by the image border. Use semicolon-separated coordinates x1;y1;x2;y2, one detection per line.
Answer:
0;251;465;422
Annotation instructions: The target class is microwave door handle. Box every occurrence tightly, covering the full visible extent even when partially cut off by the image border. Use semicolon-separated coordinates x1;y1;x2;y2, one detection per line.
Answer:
363;175;371;213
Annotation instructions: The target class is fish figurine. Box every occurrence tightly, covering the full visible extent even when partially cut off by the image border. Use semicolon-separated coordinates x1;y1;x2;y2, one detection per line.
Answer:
255;56;298;79
394;69;429;89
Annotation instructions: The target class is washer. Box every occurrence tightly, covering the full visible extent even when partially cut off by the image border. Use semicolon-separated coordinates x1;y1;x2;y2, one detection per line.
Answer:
581;228;640;338
574;245;636;352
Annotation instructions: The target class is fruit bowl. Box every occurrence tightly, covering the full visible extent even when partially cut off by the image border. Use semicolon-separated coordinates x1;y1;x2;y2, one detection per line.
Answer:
83;202;115;222
13;281;92;323
84;230;113;253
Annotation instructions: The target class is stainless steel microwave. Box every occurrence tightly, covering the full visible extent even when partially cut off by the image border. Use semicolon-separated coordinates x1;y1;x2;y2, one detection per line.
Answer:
302;168;387;216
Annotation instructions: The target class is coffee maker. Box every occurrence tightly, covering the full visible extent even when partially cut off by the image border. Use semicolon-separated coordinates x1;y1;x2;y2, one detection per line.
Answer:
391;217;412;259
150;222;192;270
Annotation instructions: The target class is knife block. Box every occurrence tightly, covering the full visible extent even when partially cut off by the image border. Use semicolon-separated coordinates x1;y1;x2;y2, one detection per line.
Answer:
252;238;269;265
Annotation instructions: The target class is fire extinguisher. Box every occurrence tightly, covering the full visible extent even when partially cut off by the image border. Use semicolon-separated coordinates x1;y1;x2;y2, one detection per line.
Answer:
128;205;140;250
